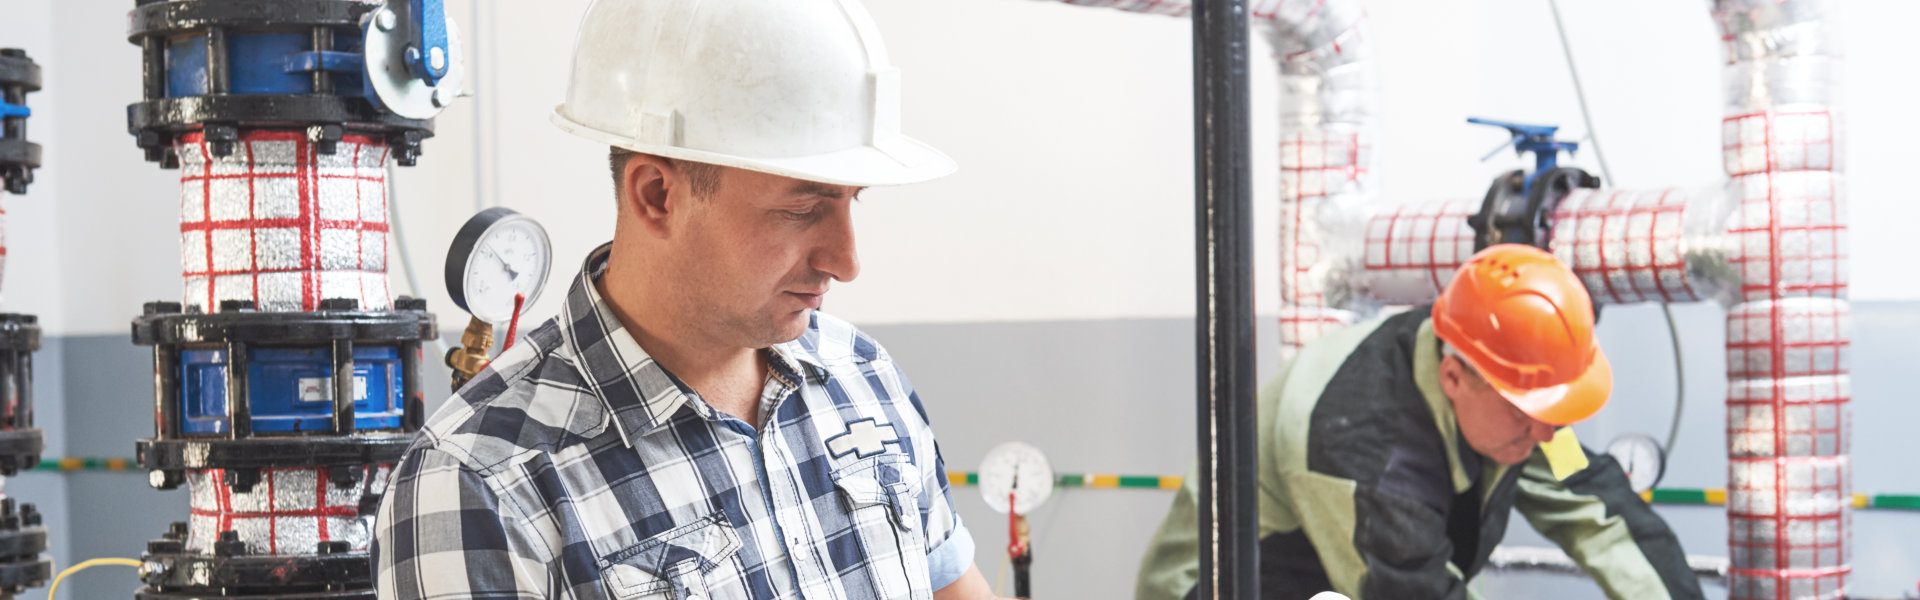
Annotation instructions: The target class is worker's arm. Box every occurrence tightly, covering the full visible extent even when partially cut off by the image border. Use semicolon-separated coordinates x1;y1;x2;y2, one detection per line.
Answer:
1512;449;1705;600
373;446;555;600
1286;468;1472;600
933;565;1018;600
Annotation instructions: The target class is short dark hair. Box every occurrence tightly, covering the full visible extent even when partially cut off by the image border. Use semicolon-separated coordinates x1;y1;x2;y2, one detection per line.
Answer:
609;147;721;200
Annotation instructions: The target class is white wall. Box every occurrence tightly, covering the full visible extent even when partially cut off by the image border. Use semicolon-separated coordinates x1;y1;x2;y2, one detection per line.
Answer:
6;0;1915;336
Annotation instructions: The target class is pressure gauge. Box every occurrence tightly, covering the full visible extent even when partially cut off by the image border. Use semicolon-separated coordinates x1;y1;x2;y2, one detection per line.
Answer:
1606;433;1667;494
979;442;1054;516
445;207;552;324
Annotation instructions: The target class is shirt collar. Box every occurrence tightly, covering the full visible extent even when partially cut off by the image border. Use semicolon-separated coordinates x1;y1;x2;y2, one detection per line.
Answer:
561;243;830;445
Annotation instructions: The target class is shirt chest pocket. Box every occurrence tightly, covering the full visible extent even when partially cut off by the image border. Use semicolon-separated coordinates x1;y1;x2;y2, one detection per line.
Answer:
599;513;745;600
832;455;932;600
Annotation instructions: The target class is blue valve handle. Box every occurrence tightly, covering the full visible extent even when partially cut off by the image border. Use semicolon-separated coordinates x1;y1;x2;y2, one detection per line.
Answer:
394;0;451;86
1468;117;1580;197
0;101;26;119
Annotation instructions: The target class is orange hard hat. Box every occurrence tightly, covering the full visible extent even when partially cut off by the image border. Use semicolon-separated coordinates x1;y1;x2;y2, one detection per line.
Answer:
1431;244;1611;426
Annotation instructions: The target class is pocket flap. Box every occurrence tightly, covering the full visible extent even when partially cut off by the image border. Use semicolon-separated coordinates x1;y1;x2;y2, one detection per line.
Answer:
603;513;743;584
832;456;919;531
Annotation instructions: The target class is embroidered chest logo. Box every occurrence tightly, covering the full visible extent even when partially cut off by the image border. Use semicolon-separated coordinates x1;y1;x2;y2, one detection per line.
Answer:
827;418;900;459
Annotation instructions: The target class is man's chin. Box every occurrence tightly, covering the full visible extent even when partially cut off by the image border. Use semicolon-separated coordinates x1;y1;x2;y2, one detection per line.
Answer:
769;309;813;343
1493;446;1536;466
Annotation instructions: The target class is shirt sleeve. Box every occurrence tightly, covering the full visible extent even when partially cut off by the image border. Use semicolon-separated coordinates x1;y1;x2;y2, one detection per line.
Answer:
1513;449;1706;600
374;446;555;600
897;365;977;592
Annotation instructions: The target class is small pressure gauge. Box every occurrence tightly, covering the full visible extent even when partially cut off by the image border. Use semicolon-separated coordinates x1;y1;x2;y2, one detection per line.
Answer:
979;442;1054;516
1606;433;1667;494
445;207;552;324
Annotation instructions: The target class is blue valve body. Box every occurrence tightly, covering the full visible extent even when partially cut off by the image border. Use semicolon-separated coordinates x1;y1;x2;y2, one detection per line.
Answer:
177;345;406;434
166;31;368;97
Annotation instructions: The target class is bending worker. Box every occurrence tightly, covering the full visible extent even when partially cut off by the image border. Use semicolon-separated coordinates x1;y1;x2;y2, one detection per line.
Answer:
374;0;1009;598
1136;244;1704;600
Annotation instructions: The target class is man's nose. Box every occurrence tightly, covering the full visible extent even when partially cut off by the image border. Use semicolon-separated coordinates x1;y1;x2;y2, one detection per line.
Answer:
814;209;861;283
1530;421;1558;444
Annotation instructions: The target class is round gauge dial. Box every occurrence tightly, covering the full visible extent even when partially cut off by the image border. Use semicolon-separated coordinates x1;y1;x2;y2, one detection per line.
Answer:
979;442;1054;516
1606;433;1667;494
445;207;552;324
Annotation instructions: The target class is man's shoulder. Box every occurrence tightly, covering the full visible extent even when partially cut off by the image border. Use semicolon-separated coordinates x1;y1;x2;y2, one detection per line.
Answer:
411;320;612;474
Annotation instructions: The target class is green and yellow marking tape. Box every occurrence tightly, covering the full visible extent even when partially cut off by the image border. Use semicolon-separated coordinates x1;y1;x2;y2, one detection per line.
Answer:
32;459;1920;512
948;471;1920;511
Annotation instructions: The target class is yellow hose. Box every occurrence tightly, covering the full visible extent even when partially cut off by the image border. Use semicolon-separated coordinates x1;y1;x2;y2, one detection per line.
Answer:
47;557;141;598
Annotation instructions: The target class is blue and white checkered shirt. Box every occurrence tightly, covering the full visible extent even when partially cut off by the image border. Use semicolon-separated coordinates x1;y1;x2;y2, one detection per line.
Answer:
374;243;975;599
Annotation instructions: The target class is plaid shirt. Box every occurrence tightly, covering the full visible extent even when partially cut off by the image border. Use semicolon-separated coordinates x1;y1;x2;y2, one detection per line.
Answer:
374;243;974;599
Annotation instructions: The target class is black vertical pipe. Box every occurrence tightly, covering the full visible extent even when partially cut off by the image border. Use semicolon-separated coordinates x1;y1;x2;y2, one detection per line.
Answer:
331;339;356;434
310;26;333;95
141;36;165;100
226;342;250;439
0;352;13;431
154;347;180;439
400;340;423;431
14;350;30;430
1192;0;1258;598
205;27;228;95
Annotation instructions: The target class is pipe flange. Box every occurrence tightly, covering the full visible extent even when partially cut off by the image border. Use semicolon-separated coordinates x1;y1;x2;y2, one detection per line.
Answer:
132;301;435;347
0;431;43;476
0;53;39;92
0;316;39;354
136;434;413;475
1466;166;1600;251
127;98;435;167
0;557;48;596
126;0;374;40
137;549;375;598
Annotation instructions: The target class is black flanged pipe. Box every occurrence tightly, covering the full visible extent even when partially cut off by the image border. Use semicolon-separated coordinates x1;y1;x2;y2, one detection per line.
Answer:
1191;0;1258;598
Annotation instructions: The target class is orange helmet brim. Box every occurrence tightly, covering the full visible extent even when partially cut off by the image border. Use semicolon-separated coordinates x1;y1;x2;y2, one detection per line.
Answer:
1487;349;1613;426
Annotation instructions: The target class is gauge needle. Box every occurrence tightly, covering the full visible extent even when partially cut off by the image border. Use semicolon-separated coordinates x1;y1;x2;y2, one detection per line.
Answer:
485;247;521;280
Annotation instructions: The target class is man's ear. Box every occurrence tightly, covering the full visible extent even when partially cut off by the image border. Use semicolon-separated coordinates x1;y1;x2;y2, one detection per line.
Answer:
1437;354;1466;398
621;154;678;237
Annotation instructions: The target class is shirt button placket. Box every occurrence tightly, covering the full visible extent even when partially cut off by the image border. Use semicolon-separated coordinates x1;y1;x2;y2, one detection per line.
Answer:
766;424;826;597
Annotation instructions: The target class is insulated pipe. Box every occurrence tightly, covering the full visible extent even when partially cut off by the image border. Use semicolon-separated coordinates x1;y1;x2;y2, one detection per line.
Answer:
171;128;398;559
176;130;394;313
1038;0;1379;360
1713;1;1849;598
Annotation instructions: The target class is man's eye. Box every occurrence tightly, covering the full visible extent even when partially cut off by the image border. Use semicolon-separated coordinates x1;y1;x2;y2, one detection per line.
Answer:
783;208;821;221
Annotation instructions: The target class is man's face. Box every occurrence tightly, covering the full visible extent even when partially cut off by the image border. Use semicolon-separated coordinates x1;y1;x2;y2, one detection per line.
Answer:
663;166;863;349
1440;354;1557;465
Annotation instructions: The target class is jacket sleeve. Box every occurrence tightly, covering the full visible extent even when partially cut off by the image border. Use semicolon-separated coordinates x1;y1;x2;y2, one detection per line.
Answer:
1285;468;1471;600
1512;449;1706;600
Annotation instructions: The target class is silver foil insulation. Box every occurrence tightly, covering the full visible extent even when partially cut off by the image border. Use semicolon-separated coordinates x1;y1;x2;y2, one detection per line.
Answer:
176;129;394;314
1714;0;1849;596
185;466;392;557
172;129;402;561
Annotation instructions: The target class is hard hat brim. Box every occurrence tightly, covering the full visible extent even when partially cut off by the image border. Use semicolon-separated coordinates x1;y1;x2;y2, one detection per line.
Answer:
1486;348;1613;427
552;108;958;188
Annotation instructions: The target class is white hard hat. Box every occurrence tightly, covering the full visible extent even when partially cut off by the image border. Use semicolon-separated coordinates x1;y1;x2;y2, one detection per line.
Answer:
551;0;957;187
